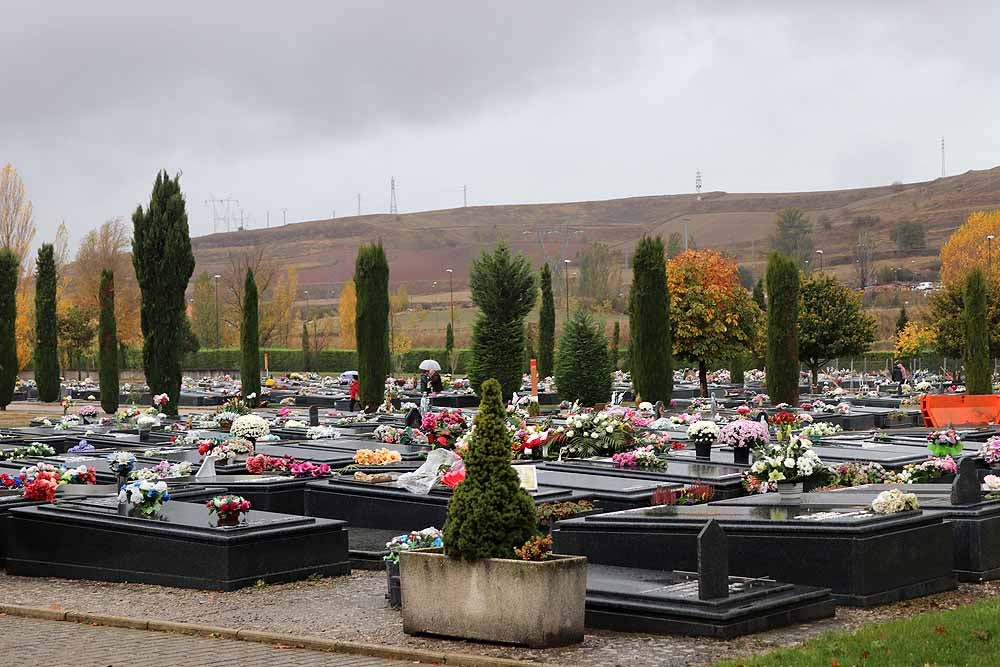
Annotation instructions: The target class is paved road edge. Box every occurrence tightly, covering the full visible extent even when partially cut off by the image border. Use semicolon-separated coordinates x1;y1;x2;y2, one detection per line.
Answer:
0;604;559;667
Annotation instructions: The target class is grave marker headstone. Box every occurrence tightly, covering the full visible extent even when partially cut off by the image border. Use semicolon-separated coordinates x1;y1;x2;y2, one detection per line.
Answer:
951;456;980;506
697;519;729;600
309;406;319;427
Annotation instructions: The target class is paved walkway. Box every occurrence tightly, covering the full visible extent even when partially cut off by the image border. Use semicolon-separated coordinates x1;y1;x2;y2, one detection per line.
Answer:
0;614;403;667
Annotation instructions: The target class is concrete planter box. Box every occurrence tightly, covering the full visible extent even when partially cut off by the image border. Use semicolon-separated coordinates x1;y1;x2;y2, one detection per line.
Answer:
400;548;586;647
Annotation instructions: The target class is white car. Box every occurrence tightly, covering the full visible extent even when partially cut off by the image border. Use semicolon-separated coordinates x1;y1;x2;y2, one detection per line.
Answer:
913;282;936;291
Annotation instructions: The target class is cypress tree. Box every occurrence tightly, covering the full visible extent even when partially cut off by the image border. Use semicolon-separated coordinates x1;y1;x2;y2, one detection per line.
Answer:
610;320;620;370
355;242;390;410
443;378;539;559
524;323;536;372
964;268;991;395
896;305;909;334
445;322;455;373
766;252;800;405
537;263;555;378
731;355;746;385
0;249;18;410
98;269;119;415
132;171;195;416
468;244;537;399
753;278;767;311
628;236;672;403
241;269;261;402
555;307;613;406
33;244;60;401
301;322;311;371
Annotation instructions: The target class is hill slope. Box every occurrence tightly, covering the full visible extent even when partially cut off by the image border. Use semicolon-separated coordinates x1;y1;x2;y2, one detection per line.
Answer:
191;166;1000;299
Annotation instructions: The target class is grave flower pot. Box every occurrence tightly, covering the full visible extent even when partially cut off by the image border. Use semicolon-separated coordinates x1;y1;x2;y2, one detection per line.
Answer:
776;481;803;503
733;447;750;465
400;548;586;647
695;440;712;459
385;560;401;609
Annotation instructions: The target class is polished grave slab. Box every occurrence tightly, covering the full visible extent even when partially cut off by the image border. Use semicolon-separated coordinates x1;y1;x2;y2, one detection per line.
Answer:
6;497;349;590
541;458;746;498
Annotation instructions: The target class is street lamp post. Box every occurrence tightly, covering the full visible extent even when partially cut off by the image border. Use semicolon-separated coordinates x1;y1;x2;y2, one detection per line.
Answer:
816;249;824;272
445;268;454;329
213;274;221;348
563;259;571;318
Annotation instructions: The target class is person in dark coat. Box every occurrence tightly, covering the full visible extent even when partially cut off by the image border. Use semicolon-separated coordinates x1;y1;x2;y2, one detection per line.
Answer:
890;361;904;384
427;370;443;393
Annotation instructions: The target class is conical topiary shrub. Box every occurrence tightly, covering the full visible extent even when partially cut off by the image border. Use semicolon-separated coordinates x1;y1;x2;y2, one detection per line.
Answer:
444;378;539;560
555;307;612;406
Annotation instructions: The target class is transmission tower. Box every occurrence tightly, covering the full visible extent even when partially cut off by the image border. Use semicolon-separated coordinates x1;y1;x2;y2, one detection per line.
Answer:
941;137;945;177
390;177;398;214
696;170;702;201
203;195;240;233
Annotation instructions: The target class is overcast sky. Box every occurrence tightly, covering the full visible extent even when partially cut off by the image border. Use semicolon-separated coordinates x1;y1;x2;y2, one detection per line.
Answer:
4;1;999;247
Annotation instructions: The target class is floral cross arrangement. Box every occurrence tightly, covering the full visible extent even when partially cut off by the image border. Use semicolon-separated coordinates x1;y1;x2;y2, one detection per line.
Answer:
206;494;251;524
118;479;171;516
870;489;919;514
612;445;665;470
927;429;963;458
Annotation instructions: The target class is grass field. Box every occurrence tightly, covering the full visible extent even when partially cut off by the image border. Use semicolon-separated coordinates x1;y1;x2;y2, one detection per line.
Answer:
713;596;1000;667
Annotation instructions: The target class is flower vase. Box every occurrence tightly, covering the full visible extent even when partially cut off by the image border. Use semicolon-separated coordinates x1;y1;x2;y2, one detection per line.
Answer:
777;481;803;503
733;447;750;465
386;560;402;609
216;514;241;527
115;473;129;492
219;420;233;431
694;438;713;459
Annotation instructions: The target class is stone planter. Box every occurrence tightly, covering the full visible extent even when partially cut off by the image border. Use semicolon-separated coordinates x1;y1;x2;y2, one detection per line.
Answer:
400;548;586;647
777;481;803;503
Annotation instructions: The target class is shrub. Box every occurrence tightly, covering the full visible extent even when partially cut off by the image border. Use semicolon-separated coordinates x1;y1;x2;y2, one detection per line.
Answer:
555;307;612;406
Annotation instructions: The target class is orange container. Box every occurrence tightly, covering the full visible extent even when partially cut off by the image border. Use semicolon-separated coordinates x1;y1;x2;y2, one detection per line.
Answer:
920;394;1000;427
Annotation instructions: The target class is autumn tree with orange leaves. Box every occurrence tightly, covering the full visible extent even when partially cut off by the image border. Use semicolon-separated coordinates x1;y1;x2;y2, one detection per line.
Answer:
667;249;763;397
940;210;1000;285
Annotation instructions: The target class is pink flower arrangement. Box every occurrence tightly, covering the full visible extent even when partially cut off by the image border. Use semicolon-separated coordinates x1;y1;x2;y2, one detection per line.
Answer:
736;405;752;417
153;393;169;407
719;419;770;449
421;409;469;449
289;461;332;478
245;454;290;475
980;436;1000;466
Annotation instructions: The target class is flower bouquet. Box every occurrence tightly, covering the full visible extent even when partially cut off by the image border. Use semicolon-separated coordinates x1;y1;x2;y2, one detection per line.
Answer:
384;527;443;565
132;460;192;481
60;396;75;415
984;474;1000;498
58;465;98;485
0;442;57;462
0;472;25;491
421;409;469;450
686;420;720;459
107;451;137;488
927;429;963;458
719;419;769;464
612;445;665;470
886;456;956;484
651;483;715;506
230;414;270;442
980;436;1000;467
354;448;403;466
800;421;843;441
374;424;428;447
289;461;332;478
245;454;291;474
745;435;823;499
118;479;170;517
870;489;919;515
68;439;94;453
549;411;637;458
77;405;98;421
206;494;251;525
824;461;888;488
24;470;61;502
198;438;254;460
769;411;798;442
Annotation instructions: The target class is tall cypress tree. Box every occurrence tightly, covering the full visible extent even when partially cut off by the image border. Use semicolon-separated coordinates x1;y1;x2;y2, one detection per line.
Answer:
628;236;672;403
132;171;195;416
0;249;18;410
33;243;60;401
301;322;312;371
537;263;555;378
964;268;991;395
241;269;261;402
98;269;119;415
610;320;620;370
445;322;455;373
354;242;390;410
468;244;537;399
753;278;767;311
766;252;800;405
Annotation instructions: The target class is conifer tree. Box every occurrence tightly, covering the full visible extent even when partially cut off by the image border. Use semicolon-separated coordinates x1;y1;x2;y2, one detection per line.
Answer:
98;269;119;414
241;269;261;402
355;242;390;410
555;308;613;406
132;171;195;416
0;249;18;410
896;305;909;334
444;379;539;559
628;236;672;402
964;268;991;395
610;320;620;370
524;323;536;372
537;263;555;378
468;244;537;399
753;278;767;311
301;322;311;371
445;322;455;373
33;243;60;401
766;252;800;405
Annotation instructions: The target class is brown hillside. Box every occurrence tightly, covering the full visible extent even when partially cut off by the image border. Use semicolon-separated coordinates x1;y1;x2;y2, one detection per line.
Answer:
191;167;1000;300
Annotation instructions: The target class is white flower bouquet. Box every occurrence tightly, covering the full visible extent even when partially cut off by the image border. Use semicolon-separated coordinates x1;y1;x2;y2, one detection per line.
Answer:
686;420;720;445
230;414;270;441
118;479;171;516
747;435;823;485
870;489;919;514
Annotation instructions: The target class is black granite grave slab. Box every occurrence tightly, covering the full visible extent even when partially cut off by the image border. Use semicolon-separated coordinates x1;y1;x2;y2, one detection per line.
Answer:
6;499;350;590
553;502;956;606
533;469;674;511
541;459;746;499
182;475;316;515
584;564;835;638
671;444;926;469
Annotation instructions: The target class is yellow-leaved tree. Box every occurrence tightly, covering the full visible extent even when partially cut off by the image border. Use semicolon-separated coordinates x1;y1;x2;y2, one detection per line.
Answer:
1;164;38;370
940;210;1000;285
338;280;356;348
894;321;936;359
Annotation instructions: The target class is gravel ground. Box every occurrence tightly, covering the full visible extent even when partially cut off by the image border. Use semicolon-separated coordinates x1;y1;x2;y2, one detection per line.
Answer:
1;571;998;666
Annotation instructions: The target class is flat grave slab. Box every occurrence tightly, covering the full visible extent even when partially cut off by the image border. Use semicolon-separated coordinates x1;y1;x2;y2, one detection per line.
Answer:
585;564;835;638
671;444;926;469
541;458;746;498
534;469;674;511
553;502;956;606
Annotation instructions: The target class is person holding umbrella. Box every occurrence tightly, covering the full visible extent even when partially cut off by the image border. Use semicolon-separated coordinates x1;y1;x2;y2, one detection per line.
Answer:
419;359;444;393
